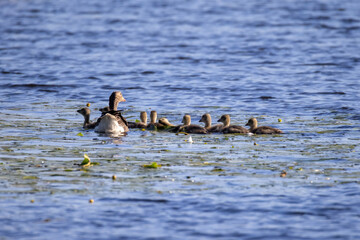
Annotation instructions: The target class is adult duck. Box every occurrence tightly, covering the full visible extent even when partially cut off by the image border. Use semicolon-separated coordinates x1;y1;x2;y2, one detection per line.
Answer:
94;91;129;133
245;117;283;134
217;115;249;134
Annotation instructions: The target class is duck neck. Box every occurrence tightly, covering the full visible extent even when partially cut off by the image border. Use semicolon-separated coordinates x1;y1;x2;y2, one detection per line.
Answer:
223;118;230;127
109;100;118;111
83;114;90;127
150;112;157;124
183;116;191;126
141;114;147;124
109;92;119;111
250;121;258;131
204;116;211;128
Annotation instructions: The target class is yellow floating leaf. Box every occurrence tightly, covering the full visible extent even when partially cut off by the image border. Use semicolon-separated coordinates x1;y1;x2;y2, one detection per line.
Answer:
143;162;161;168
278;118;282;123
81;154;91;166
89;199;94;203
77;132;84;137
86;103;91;107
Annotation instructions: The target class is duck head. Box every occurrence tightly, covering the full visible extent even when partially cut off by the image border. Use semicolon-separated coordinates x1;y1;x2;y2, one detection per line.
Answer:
245;118;258;130
217;114;231;127
109;91;126;111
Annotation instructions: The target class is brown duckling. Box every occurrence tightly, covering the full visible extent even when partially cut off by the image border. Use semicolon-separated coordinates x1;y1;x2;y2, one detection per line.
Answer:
158;117;178;132
94;91;129;133
77;107;97;129
217;114;249;134
158;117;175;127
99;106;110;114
177;115;208;134
199;113;223;132
128;111;148;129
146;111;165;130
245;117;283;134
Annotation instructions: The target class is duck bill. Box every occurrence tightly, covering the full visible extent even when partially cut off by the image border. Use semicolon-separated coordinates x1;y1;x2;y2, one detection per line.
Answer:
120;97;126;102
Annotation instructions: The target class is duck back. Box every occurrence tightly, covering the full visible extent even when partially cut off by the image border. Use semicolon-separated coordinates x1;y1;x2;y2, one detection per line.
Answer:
252;126;283;134
222;125;249;134
179;124;208;134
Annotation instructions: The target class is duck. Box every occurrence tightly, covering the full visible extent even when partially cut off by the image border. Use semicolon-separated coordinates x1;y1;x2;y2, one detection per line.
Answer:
158;117;175;127
146;111;166;130
94;91;129;133
99;106;110;114
217;114;249;134
128;111;148;129
177;114;208;134
199;113;223;132
158;117;178;132
77;107;97;129
245;117;283;134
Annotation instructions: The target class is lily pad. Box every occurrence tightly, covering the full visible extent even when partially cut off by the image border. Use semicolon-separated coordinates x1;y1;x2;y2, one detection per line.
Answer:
143;162;161;168
81;154;91;167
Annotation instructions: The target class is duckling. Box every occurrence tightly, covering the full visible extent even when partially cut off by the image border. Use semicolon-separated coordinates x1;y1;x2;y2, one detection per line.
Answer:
128;112;148;129
99;106;110;114
199;113;223;132
146;111;165;130
158;117;178;132
158;117;175;127
77;107;97;129
245;117;283;134
217;115;249;134
177;114;208;134
94;91;129;133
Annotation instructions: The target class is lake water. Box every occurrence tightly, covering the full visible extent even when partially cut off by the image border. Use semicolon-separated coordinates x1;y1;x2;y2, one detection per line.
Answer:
0;0;360;239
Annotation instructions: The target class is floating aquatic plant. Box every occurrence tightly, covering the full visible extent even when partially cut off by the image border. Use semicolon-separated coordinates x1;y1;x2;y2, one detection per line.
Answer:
81;154;91;167
143;162;161;168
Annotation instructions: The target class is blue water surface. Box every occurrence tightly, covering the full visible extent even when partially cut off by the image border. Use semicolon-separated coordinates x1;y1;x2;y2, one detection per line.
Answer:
0;0;359;239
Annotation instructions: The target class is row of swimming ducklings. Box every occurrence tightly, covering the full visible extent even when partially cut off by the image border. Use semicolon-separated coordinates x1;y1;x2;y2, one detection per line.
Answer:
77;91;283;135
128;111;283;134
